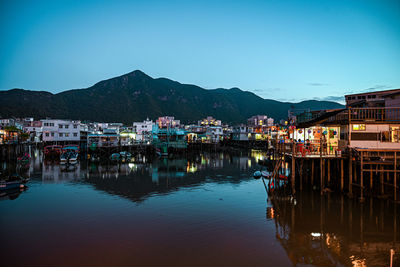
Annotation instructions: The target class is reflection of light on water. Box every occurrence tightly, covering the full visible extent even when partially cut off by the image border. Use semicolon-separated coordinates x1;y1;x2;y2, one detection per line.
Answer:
128;163;136;170
350;256;366;267
186;162;197;173
251;149;268;163
267;207;274;219
311;232;322;239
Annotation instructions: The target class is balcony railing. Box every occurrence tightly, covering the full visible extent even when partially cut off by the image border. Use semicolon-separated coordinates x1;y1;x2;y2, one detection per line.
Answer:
318;107;400;124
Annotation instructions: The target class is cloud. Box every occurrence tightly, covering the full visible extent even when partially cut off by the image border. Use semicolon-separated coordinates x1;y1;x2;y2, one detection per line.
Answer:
308;83;329;86
313;95;345;103
344;84;392;95
362;84;392;92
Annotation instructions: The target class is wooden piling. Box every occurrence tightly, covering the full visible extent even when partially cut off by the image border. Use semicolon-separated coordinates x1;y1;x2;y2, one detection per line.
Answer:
341;159;344;192
395;152;397;201
311;160;314;186
291;142;296;195
360;151;364;202
349;149;353;196
327;159;331;185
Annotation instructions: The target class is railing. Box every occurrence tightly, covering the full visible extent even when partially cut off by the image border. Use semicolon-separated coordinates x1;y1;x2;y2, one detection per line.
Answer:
272;140;340;157
320;107;400;124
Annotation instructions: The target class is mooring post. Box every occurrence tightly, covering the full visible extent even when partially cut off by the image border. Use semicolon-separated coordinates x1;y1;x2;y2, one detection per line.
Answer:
292;141;296;195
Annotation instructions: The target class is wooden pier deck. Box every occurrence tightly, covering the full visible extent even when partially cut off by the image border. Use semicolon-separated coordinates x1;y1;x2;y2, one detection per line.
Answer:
267;140;400;202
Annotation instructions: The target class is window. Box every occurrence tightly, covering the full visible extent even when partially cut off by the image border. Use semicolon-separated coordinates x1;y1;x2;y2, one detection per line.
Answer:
65;133;69;137
50;123;54;126
45;133;49;137
65;125;69;129
74;125;77;129
352;124;366;131
51;133;54;137
73;133;78;137
59;133;63;137
59;124;63;128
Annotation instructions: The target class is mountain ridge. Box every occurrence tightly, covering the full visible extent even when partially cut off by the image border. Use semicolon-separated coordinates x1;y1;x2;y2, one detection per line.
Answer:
0;70;344;124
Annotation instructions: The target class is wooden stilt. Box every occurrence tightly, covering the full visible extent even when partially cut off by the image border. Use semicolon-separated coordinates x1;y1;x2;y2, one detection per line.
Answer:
349;149;353;196
380;165;384;195
395;152;397;202
341;159;344;192
360;151;364;202
327;159;331;186
311;160;314;187
291;142;296;195
300;159;303;191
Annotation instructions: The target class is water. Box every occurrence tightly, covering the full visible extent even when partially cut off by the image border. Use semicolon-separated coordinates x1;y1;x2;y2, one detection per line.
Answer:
0;150;399;266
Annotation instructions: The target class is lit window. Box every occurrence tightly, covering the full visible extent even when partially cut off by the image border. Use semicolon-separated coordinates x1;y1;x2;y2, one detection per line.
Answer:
352;124;366;131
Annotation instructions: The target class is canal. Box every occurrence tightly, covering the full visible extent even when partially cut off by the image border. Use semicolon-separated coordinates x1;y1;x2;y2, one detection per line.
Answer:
0;150;399;266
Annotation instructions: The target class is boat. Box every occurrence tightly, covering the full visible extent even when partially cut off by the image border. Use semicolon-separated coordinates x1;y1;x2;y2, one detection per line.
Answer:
68;152;79;164
60;151;79;164
110;153;120;161
62;144;80;154
44;145;63;159
0;175;29;191
60;151;69;164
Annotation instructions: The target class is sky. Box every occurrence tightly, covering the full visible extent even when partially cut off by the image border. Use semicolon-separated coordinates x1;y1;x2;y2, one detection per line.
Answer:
0;0;399;103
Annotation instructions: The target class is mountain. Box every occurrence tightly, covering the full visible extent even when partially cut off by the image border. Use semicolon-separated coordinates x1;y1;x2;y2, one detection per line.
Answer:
0;70;344;124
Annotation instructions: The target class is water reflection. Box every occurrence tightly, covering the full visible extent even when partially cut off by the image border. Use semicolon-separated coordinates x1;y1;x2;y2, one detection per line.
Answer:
0;150;257;203
269;190;400;266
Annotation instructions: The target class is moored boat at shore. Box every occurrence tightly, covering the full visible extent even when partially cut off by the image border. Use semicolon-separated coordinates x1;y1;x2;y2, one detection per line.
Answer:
0;175;29;191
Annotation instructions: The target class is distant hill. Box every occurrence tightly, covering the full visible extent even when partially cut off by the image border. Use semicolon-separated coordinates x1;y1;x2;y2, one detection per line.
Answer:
0;70;344;124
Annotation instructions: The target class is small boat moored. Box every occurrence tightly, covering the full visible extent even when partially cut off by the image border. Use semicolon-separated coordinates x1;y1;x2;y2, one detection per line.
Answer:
0;175;29;191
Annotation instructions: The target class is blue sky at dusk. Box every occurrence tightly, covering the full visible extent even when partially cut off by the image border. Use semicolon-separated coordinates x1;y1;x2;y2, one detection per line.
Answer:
0;0;399;103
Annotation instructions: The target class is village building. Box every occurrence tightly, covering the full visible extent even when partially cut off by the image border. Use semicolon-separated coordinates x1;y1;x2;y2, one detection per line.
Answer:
198;116;222;126
156;116;180;129
41;119;81;143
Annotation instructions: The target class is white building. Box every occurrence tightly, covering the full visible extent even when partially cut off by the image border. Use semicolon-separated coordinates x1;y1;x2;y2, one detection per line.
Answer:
41;119;81;142
232;125;249;141
133;119;154;134
206;126;223;143
156;116;180;129
133;118;154;142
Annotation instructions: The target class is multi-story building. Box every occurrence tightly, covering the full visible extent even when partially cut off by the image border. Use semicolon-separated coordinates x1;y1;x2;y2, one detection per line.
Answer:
156;116;180;129
198;116;222;126
133;118;154;134
247;115;274;127
231;125;249;141
345;88;400;108
41;119;81;143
